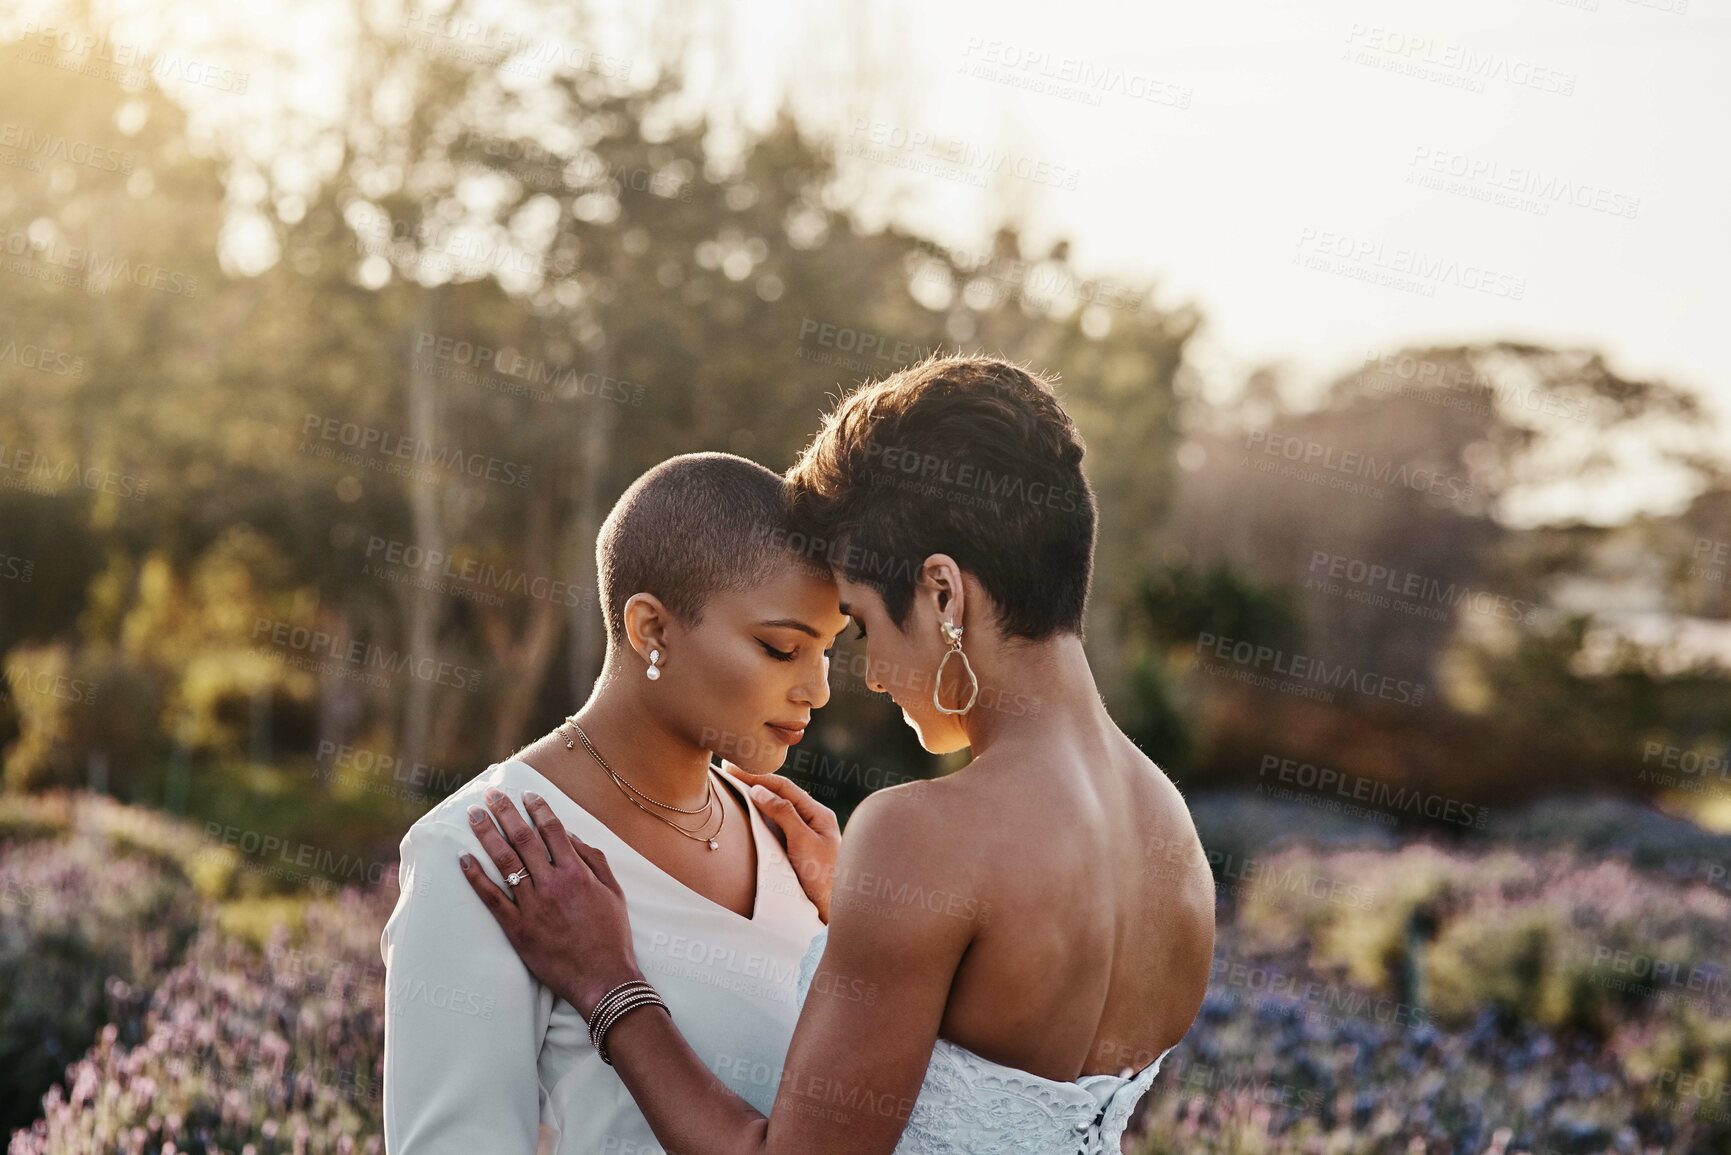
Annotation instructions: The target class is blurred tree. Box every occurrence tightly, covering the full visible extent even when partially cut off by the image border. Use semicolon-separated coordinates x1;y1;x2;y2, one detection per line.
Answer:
0;0;1197;805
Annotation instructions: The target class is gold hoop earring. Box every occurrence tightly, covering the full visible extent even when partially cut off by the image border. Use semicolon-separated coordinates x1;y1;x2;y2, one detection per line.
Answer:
933;621;979;715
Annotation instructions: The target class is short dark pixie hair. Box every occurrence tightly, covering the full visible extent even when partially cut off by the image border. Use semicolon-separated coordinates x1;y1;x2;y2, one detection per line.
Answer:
597;452;824;651
783;355;1096;642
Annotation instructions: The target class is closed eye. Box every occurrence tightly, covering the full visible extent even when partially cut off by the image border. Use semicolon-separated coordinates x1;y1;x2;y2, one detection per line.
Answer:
760;641;797;662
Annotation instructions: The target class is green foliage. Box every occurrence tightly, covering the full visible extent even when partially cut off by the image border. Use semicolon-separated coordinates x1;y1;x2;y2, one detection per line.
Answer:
1482;794;1731;873
1122;652;1191;771
0;10;1195;791
0;791;246;899
1230;839;1731;1044
1121;563;1303;778
2;643;115;792
1186;789;1398;881
1134;561;1304;653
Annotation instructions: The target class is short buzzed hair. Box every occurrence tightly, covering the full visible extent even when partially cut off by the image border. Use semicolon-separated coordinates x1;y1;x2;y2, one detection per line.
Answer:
597;452;823;651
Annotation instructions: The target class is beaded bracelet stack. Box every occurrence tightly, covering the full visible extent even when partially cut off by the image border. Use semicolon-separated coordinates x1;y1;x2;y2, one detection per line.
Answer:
587;979;670;1065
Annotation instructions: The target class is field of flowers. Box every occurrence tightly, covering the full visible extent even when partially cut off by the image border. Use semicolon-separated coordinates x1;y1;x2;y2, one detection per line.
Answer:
11;891;389;1155
4;790;1729;1154
1130;839;1731;1154
2;794;389;1154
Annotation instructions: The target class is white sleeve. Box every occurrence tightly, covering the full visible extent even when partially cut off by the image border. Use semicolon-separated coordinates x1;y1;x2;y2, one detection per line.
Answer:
380;817;553;1155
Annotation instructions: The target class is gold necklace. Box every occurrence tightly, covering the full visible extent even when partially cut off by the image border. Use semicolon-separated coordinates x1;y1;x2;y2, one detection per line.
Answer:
561;716;724;851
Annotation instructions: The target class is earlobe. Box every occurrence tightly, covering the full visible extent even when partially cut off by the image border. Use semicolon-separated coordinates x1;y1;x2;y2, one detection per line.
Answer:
621;593;671;674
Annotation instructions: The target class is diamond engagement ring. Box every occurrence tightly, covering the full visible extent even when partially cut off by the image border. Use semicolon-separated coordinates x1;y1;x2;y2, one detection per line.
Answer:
505;869;528;887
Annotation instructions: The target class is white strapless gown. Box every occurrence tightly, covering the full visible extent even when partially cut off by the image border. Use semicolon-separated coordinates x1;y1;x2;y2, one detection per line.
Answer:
795;927;1174;1155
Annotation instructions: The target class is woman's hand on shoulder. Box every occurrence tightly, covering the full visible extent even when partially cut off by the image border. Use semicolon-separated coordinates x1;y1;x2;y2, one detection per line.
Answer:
723;763;840;923
459;787;645;1015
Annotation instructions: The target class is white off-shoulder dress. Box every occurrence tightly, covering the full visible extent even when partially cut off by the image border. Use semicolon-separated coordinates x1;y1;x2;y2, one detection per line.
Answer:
795;926;1176;1155
380;758;825;1154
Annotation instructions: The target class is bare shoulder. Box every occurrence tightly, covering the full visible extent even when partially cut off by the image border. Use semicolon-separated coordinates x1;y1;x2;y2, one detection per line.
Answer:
833;777;990;936
841;776;966;865
847;770;999;859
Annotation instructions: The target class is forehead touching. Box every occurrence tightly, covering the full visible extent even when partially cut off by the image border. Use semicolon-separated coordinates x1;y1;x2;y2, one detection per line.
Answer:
598;452;811;642
831;573;888;627
706;562;851;638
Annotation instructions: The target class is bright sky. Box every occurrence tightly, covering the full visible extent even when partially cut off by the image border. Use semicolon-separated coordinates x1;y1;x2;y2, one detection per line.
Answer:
10;0;1728;519
694;0;1729;525
723;0;1730;422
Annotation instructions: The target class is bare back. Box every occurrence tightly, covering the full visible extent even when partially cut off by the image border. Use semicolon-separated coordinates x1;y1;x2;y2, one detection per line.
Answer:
912;730;1215;1081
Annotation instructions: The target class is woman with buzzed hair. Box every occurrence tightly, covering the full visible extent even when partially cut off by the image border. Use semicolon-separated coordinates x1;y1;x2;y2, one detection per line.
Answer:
382;452;852;1154
463;357;1216;1155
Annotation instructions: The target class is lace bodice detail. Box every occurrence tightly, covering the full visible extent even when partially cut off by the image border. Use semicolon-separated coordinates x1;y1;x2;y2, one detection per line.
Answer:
794;928;1171;1154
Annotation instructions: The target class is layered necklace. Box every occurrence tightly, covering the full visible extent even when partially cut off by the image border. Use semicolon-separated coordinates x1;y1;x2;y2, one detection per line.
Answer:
560;715;724;850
